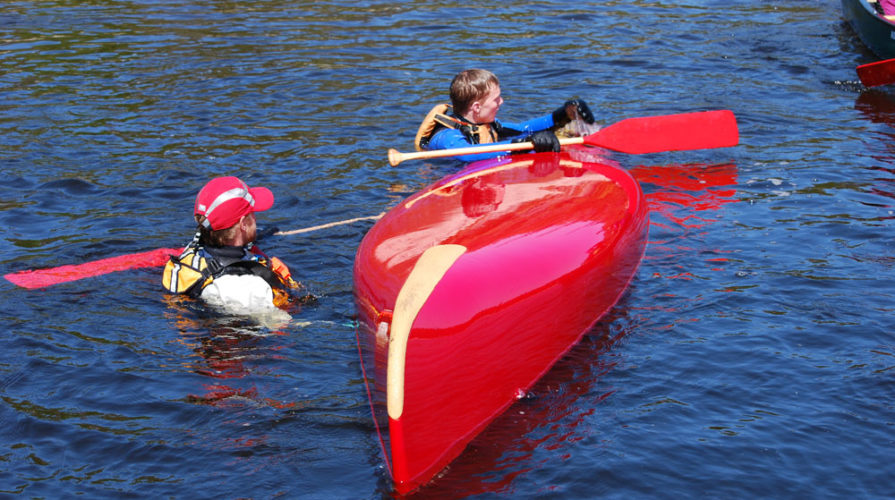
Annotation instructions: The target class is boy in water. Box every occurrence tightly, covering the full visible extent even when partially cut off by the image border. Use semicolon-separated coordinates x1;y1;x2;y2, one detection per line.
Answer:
415;69;596;162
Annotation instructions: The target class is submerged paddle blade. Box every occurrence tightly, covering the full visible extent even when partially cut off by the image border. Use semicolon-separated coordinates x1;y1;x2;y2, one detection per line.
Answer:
584;110;739;154
857;58;895;88
4;247;183;289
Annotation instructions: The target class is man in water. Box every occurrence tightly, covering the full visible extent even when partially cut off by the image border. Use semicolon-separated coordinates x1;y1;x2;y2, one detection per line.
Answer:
162;176;300;312
414;68;596;162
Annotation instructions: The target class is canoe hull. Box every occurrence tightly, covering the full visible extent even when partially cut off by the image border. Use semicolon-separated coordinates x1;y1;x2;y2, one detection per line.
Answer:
842;0;895;59
354;151;649;494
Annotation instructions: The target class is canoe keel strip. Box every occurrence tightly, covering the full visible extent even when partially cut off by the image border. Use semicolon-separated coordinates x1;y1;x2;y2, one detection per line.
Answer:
387;244;467;420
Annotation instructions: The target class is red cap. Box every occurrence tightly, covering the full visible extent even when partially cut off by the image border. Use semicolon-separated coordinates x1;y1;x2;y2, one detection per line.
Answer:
194;176;274;231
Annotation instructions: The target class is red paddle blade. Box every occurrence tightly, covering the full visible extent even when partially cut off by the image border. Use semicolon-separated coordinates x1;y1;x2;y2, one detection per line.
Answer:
857;58;895;88
4;247;183;289
584;110;739;154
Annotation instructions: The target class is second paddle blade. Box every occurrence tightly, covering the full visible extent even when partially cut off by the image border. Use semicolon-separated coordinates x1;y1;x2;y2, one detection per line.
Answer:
585;110;739;154
857;58;895;88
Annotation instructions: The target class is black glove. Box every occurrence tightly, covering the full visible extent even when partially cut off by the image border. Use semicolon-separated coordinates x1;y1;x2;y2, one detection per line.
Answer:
532;130;560;152
514;130;559;153
552;99;596;127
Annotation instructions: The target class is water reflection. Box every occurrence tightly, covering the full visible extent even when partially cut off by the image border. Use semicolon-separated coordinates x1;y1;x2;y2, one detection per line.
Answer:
162;296;301;409
855;88;895;125
631;162;739;229
632;162;742;315
855;90;895;204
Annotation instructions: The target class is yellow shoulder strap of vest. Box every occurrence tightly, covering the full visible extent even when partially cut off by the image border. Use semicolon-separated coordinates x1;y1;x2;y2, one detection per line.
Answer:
414;103;453;152
161;249;210;295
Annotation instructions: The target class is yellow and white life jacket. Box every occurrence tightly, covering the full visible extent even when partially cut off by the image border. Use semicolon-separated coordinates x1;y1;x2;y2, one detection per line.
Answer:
162;245;298;308
414;104;499;151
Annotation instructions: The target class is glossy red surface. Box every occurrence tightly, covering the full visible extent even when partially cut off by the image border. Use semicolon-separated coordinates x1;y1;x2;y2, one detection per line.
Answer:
354;150;649;494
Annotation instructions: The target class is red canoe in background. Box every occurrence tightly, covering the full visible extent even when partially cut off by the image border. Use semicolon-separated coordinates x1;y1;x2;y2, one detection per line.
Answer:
353;149;650;494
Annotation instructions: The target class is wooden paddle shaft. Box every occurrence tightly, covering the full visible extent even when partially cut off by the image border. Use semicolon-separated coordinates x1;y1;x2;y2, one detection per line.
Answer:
388;137;585;166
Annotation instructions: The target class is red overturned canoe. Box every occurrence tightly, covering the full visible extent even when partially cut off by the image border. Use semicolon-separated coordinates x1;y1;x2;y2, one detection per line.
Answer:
353;150;649;494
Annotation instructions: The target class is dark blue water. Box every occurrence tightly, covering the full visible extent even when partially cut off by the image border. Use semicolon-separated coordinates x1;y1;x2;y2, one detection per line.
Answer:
1;0;893;497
